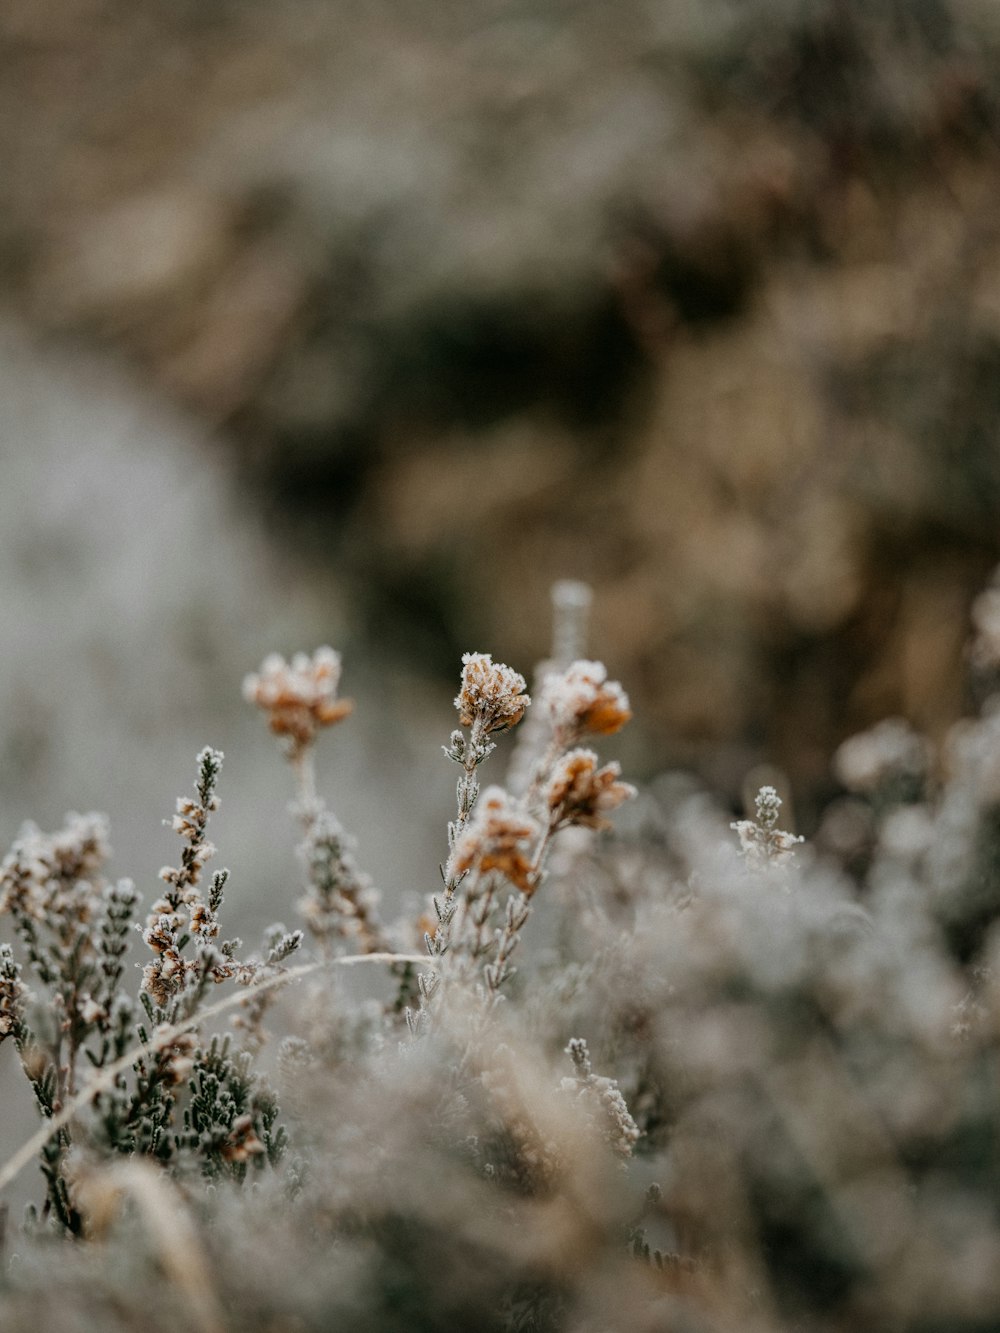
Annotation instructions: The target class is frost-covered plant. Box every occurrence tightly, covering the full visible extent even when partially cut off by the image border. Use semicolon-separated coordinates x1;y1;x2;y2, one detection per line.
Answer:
0;749;299;1231
9;576;1000;1333
244;647;385;957
410;650;634;1034
731;784;804;871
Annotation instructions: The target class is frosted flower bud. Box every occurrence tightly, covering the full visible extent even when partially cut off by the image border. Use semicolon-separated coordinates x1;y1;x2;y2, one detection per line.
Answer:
451;786;540;894
244;646;353;752
541;660;631;740
454;653;530;734
754;786;782;829
732;786;803;869
546;749;636;830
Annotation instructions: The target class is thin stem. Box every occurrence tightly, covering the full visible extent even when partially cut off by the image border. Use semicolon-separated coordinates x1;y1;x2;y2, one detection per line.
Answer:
293;746;318;815
529;824;555;883
441;719;486;902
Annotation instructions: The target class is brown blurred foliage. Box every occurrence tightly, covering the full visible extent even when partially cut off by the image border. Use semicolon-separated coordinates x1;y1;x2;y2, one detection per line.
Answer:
5;0;1000;802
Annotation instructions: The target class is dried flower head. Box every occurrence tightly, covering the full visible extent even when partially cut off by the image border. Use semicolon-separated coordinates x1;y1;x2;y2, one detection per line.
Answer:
243;647;353;753
546;749;636;830
542;660;631;740
454;653;530;734
451;787;541;894
140;909;194;1007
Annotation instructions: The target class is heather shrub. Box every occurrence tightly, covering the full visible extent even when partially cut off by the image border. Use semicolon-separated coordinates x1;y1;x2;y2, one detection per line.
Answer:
2;581;1000;1332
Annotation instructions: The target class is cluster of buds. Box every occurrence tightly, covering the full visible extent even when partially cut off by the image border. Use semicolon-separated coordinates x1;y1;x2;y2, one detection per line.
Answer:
732;786;803;870
545;749;636;832
442;654;533;879
156;748;224;908
142;751;241;1010
244;644;383;960
0;943;25;1043
561;1037;641;1162
296;811;384;954
454;652;531;735
141;914;197;1008
243;647;353;757
0;812;110;925
541;660;631;743
409;626;637;1034
451;787;541;895
141;908;238;1009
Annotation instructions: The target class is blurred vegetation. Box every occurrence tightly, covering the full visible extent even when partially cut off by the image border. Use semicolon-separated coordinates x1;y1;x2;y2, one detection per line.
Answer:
4;0;1000;805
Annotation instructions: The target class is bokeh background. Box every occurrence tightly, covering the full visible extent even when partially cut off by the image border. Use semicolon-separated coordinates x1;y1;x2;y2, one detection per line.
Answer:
4;0;1000;911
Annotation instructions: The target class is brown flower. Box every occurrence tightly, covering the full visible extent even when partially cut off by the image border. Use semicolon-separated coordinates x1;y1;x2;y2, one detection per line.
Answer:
542;660;631;740
451;787;540;894
189;901;219;938
546;749;636;830
243;647;353;752
454;653;530;734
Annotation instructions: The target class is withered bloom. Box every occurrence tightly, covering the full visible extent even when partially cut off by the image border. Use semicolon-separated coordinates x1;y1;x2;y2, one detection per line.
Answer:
451;786;540;894
546;749;636;831
243;647;353;753
542;660;631;741
454;653;530;734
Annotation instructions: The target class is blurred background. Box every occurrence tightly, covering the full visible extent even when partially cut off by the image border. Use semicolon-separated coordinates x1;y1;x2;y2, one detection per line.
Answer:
4;0;1000;907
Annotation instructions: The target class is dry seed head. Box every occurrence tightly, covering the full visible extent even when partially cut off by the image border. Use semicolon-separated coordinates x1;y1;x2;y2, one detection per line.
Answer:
141;956;187;1008
454;652;530;734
